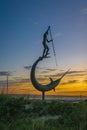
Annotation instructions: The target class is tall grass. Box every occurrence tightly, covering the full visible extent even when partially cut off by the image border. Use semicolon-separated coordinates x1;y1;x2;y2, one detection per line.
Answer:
0;95;87;130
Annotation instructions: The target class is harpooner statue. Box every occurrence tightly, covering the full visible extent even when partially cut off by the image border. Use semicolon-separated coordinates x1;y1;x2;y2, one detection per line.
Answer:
30;26;69;100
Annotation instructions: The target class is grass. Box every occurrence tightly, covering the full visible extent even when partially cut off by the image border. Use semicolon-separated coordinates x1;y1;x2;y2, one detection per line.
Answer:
0;95;87;130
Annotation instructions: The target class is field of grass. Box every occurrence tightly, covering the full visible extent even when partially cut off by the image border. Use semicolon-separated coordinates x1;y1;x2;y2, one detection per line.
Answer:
0;95;87;130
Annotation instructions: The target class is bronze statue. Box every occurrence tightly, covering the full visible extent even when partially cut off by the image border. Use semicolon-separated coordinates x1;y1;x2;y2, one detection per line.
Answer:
42;26;52;57
30;56;69;92
30;26;69;100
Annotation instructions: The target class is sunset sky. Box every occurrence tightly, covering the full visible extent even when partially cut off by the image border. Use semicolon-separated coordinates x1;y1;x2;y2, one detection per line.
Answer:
0;0;87;96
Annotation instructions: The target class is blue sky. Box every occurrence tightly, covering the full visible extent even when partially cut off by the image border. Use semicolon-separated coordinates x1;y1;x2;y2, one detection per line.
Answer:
0;0;87;78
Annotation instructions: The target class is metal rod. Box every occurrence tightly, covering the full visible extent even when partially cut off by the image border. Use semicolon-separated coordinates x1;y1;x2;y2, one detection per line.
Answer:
42;91;45;100
7;75;8;94
49;26;57;66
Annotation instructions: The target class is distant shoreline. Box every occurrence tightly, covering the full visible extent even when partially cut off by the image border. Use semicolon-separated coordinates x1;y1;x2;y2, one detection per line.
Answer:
1;94;87;102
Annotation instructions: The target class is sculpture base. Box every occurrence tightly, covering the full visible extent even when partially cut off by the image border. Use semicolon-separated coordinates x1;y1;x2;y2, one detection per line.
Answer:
42;91;45;100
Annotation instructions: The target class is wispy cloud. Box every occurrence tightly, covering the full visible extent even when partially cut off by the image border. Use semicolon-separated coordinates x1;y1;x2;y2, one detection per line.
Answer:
24;65;42;70
19;78;30;83
24;66;32;70
37;77;46;81
41;68;56;74
54;32;62;37
29;18;39;25
0;71;11;76
40;70;49;74
81;8;87;14
46;68;57;71
66;70;87;78
83;80;87;83
68;70;85;74
61;80;78;85
12;76;31;84
24;65;57;73
68;80;78;84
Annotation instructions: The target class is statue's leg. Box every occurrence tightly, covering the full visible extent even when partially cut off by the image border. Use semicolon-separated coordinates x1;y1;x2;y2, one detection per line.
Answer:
46;46;49;56
42;49;45;57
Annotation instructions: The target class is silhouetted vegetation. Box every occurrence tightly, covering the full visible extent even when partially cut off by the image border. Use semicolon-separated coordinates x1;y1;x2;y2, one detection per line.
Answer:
0;95;87;130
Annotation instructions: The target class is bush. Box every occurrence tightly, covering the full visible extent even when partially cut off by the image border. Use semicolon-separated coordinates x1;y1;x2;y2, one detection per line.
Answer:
0;95;25;121
0;95;87;130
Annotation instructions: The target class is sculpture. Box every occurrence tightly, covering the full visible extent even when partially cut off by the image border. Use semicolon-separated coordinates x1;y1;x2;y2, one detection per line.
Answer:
30;26;69;100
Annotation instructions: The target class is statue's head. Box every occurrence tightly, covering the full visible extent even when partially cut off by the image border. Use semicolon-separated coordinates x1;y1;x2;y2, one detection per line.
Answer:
45;31;48;35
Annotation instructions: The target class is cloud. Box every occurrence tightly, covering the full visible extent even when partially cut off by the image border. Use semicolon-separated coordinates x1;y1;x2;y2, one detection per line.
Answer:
54;32;62;37
68;80;78;84
68;70;85;75
0;81;6;86
81;8;87;14
83;80;87;83
0;77;31;92
24;66;32;70
40;70;49;74
24;66;57;74
12;77;31;84
25;68;86;77
40;71;67;80
0;71;11;76
24;65;42;70
40;68;56;74
19;78;30;83
0;79;19;86
29;18;39;25
67;70;87;77
44;70;70;78
37;77;46;81
46;68;57;71
61;80;78;85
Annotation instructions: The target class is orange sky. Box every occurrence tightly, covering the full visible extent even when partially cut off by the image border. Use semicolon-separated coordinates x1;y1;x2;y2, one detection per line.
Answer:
0;68;87;97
